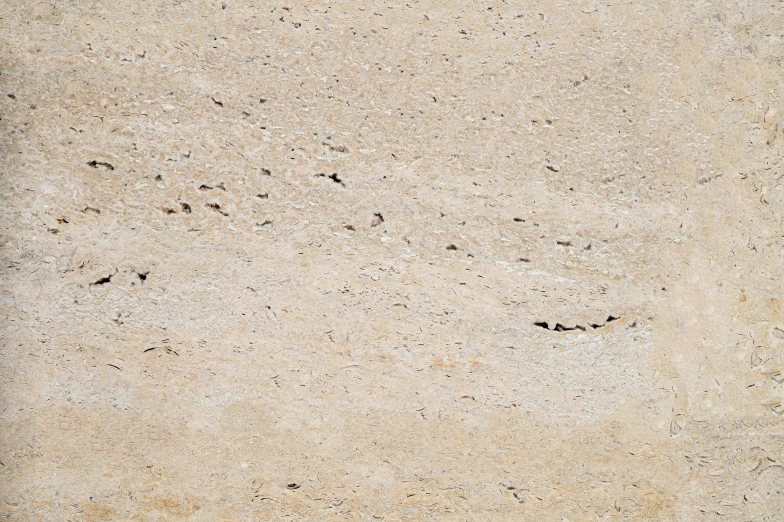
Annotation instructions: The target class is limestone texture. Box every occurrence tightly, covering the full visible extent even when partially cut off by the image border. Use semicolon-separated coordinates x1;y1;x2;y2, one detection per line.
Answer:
1;1;784;520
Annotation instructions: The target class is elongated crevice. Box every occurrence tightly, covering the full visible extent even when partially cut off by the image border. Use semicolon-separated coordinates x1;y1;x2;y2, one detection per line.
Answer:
535;315;620;332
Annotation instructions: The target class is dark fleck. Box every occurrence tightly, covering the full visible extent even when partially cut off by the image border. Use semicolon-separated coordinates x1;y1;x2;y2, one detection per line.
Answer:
261;168;272;176
206;202;228;216
211;97;224;107
90;274;113;286
7;94;15;100
199;184;213;190
324;142;349;153
446;244;458;250
513;217;525;222
257;193;269;199
371;213;384;227
137;271;148;282
87;160;114;170
328;173;343;184
286;483;301;490
180;202;192;213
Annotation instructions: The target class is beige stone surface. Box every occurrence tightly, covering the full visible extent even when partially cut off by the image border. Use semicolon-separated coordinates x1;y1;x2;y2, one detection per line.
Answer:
1;0;784;519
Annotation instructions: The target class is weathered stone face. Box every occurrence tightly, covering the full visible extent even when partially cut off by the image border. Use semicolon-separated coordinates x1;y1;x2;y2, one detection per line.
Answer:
1;1;783;519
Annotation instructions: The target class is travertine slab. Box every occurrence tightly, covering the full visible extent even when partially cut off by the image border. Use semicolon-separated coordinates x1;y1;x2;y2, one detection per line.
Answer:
1;1;783;519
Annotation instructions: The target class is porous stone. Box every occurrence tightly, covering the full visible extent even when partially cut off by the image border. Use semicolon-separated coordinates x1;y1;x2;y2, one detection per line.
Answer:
1;1;783;520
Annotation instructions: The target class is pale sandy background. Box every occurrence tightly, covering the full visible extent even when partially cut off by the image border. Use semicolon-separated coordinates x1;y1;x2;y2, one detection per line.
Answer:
1;0;784;520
